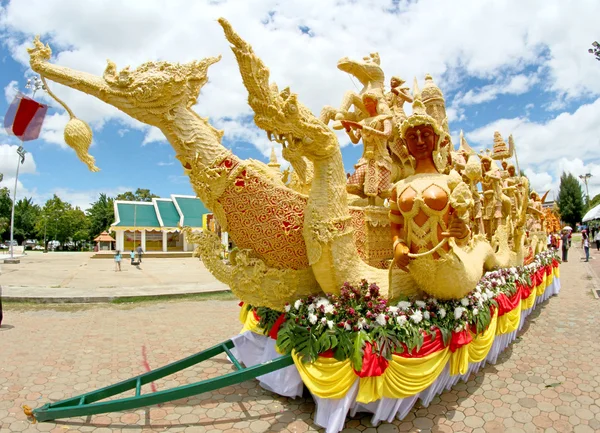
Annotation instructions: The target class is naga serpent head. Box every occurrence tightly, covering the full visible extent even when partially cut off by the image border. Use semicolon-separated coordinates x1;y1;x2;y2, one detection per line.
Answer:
28;36;221;127
219;18;339;161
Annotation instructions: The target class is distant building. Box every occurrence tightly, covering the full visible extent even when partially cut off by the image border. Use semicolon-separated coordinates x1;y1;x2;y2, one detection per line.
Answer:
542;200;555;209
111;195;208;252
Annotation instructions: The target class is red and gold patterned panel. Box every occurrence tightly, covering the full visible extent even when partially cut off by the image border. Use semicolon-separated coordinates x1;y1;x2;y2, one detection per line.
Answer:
350;208;367;262
350;207;393;269
218;165;309;270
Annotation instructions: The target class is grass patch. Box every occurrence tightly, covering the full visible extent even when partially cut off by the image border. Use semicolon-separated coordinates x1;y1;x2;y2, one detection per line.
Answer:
110;291;236;304
2;291;237;312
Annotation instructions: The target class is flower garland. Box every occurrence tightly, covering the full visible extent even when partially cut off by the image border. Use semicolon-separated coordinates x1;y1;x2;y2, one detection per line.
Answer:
252;250;560;371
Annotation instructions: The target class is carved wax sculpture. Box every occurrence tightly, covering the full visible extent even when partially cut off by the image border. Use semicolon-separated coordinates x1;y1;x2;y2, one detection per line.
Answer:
27;19;543;308
385;76;412;123
344;92;393;203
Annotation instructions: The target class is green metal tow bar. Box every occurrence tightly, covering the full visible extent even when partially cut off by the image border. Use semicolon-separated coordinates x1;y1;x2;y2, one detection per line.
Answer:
32;339;293;422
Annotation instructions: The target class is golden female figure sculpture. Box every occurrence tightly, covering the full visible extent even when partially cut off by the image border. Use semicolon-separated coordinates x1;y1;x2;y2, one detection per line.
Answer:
389;90;500;299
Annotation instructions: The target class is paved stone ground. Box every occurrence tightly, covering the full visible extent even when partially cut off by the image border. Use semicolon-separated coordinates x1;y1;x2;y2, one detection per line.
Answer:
1;256;599;432
1;252;228;299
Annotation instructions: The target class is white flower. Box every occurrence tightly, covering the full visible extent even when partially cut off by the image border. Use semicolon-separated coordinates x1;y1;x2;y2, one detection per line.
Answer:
357;318;366;330
415;300;426;308
321;317;327;325
294;300;302;310
460;298;469;307
438;308;447;319
284;304;291;312
485;289;494;300
324;304;335;314
388;306;399;315
308;313;318;325
454;324;464;332
344;322;352;331
397;301;411;311
423;311;430;320
454;307;465;320
410;310;423;324
376;313;387;326
316;298;330;308
307;304;316;313
473;292;482;300
481;292;488;302
327;320;334;330
396;315;408;325
472;308;479;315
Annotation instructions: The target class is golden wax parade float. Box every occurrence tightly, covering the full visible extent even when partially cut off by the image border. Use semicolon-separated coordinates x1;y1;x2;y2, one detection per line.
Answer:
26;19;561;432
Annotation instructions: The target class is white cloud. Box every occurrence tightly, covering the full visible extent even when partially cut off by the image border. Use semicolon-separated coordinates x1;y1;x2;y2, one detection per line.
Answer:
0;143;37;177
0;0;598;161
47;187;132;211
142;127;167;146
4;80;18;103
454;74;539;106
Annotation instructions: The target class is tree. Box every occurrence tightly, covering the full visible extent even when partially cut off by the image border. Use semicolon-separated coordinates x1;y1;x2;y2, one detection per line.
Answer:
0;186;11;237
64;207;90;248
36;195;71;247
587;193;600;212
116;188;159;202
13;197;41;244
557;172;584;227
87;193;115;239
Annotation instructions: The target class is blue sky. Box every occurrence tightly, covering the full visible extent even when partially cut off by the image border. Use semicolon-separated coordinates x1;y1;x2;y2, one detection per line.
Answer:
1;0;600;210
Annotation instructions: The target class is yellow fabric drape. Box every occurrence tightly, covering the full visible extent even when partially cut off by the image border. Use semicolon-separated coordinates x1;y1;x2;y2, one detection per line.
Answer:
546;272;554;287
240;306;261;334
554;266;560;278
450;309;498;376
496;300;521;335
379;349;451;402
537;275;547;296
293;352;358;399
521;285;537;311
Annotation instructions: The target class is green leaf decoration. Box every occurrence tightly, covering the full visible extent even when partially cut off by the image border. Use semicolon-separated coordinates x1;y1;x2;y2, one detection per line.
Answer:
351;330;370;371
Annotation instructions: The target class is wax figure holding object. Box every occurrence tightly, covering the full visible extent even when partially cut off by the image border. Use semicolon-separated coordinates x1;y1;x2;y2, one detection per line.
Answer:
344;92;393;204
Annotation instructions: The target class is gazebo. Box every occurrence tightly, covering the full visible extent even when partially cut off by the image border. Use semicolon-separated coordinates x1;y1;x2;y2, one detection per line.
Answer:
94;231;115;251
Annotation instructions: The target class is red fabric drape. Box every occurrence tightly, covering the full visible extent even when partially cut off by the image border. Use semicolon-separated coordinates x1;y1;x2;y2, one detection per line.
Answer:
496;290;522;316
268;314;287;340
354;342;389;377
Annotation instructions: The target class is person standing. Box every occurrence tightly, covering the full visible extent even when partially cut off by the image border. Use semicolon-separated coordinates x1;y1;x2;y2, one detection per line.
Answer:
136;245;144;264
114;250;122;271
595;230;600;251
582;230;590;262
561;230;570;262
130;250;136;265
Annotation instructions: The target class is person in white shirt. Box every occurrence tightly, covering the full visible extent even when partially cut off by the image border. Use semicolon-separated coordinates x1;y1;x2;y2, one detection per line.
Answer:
595;230;600;251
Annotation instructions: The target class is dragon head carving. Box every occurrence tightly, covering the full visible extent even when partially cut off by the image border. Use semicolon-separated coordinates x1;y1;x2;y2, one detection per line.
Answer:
28;36;221;127
219;18;339;161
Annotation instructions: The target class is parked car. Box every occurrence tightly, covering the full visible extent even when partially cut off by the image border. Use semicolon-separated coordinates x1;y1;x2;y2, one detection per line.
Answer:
0;243;7;249
33;245;44;250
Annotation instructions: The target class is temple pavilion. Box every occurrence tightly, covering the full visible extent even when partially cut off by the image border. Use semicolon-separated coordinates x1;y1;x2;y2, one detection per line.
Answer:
111;195;208;252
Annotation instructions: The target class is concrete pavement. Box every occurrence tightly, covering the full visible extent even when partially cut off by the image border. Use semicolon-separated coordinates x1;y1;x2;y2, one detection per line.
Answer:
0;251;599;432
0;252;229;302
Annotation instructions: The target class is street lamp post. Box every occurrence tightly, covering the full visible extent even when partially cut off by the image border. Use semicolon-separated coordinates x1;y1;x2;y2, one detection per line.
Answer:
7;146;26;262
579;173;592;206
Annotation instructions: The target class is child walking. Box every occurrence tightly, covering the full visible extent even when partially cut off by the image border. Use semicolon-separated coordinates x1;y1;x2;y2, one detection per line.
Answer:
114;250;122;271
